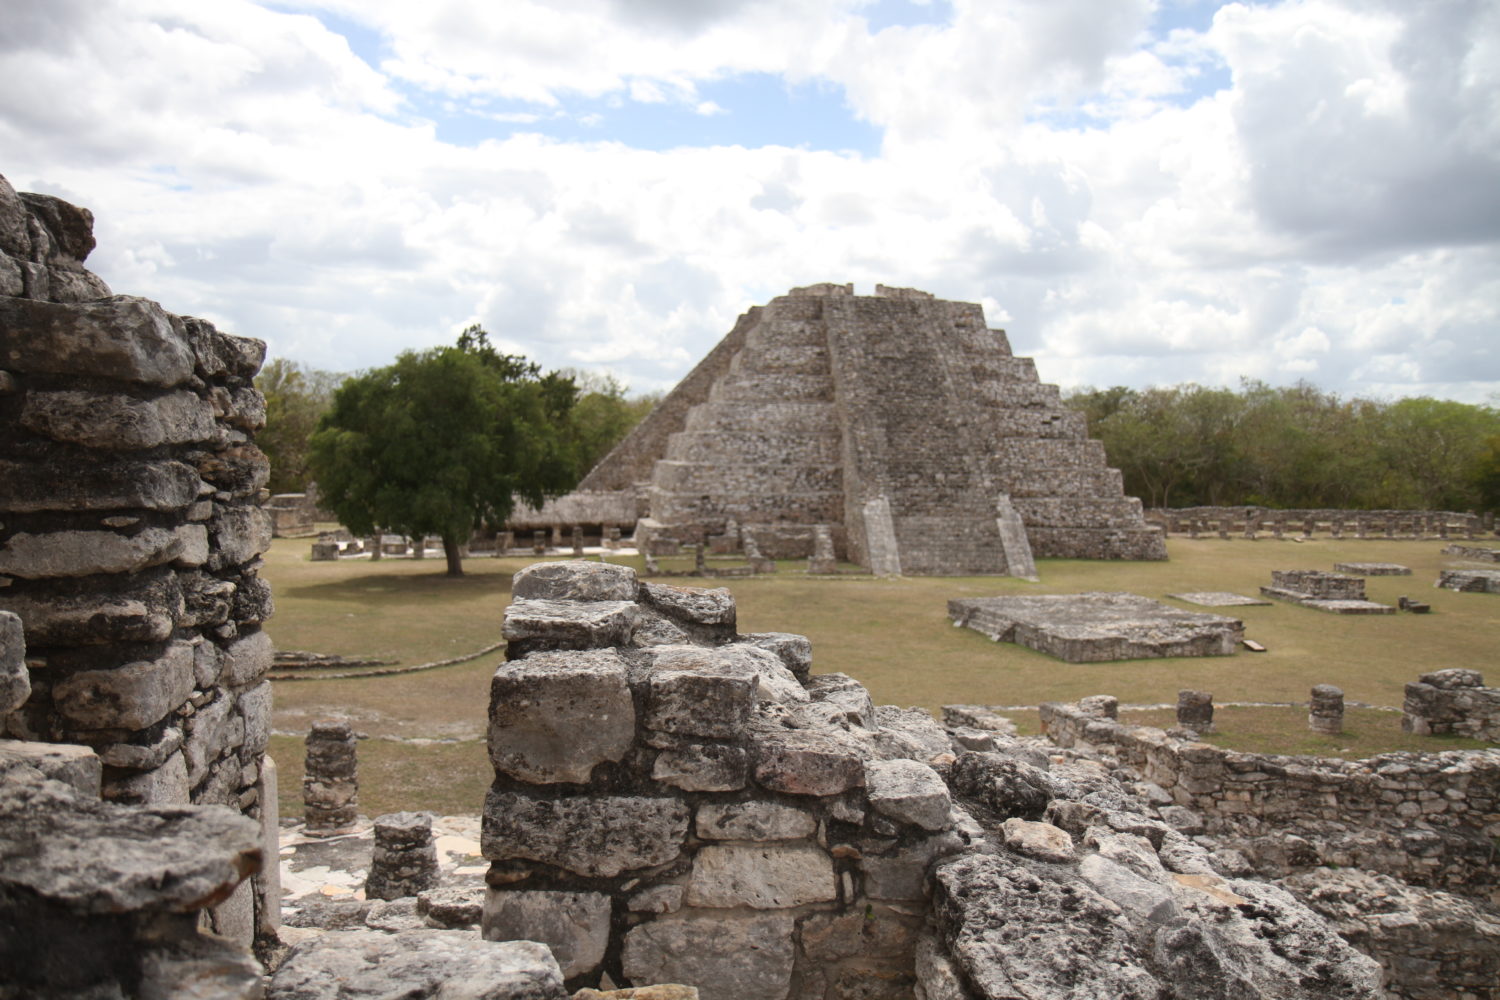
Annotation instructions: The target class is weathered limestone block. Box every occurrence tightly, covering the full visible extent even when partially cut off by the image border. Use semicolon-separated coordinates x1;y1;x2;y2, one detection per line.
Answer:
621;912;795;1000
696;800;816;841
739;632;812;683
643;649;758;739
0;294;194;387
1000;818;1076;863
0;567;183;645
686;843;838;908
482;790;690;877
489;648;635;783
512;560;639;602
267;930;567;1000
52;639;195;730
865;758;952;831
805;673;877;729
751;727;867;796
502;598;638;656
20;388;216;450
0;526;188;578
182;690;238;786
0;457;201;513
418;885;485;928
861;831;966;901
482;889;612;979
0;610;28;714
221;627;274;687
105;748;191;805
366;811;440;901
651;742;749;792
0;739;102;797
208;505;273;569
1177;689;1214;733
639;581;738;640
947;751;1053;819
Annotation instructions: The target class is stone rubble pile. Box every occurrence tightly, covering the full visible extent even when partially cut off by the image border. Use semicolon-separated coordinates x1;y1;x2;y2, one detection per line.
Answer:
0;174;278;942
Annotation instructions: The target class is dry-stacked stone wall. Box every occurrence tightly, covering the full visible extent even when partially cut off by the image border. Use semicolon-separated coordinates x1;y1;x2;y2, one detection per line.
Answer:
0;174;277;940
1039;699;1500;897
1403;669;1500;742
485;560;968;996
1151;506;1485;538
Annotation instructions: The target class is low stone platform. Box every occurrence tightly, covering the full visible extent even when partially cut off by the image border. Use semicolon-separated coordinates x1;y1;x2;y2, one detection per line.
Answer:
1168;592;1272;607
1441;544;1500;563
948;592;1243;662
1260;571;1395;614
1332;562;1411;576
1436;569;1500;593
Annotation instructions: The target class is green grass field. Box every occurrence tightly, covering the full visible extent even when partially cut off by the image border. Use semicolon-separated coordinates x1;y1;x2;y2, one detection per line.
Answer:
263;533;1498;816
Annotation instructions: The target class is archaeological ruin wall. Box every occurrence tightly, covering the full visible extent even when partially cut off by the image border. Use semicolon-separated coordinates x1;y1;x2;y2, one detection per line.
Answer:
1039;699;1500;898
1403;668;1500;743
0;174;278;943
576;283;1165;575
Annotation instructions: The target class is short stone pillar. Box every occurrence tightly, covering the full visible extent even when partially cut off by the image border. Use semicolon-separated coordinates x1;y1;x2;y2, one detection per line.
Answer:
410;535;425;559
499;531;514;554
1177;690;1214;734
605;526;621;550
571;526;584;556
744;532;775;574
693;541;707;575
532;530;547;555
1272;519;1284;540
1355;518;1367;539
1309;684;1344;734
310;541;339;561
365;811;440;901
303;720;358;836
1383;518;1395;538
808;524;838;574
1217;520;1230;539
1301;518;1315;539
1438;520;1450;539
1330;519;1343;539
1188;519;1200;539
551;525;564;548
1078;694;1119;720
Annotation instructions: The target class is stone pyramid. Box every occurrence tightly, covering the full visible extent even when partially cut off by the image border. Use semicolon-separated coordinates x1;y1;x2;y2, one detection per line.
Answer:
581;283;1165;574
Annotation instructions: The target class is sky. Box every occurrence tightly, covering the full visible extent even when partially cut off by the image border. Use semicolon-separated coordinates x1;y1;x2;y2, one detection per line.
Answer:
2;0;1497;402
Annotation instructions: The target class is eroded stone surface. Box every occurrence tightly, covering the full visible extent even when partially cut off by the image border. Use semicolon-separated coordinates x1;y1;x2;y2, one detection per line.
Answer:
696;801;816;841
482;889;611;979
950;592;1243;662
513;561;639;602
686;843;837;909
865;758;952;831
482;790;690;877
489;648;635;783
267;930;567;999
621;912;795;1000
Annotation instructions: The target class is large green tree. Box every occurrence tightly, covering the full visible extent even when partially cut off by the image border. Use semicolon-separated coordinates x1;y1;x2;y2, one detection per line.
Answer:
255;358;343;494
561;369;662;474
308;327;580;575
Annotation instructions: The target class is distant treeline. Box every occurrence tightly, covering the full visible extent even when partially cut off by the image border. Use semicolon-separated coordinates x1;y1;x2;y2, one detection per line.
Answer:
1063;381;1500;512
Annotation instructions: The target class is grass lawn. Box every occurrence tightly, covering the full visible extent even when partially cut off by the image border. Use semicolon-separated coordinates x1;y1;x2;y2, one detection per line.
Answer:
263;533;1498;816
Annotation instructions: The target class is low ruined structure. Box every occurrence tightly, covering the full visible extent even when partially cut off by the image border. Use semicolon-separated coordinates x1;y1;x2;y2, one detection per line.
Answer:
1167;591;1270;607
1261;570;1395;614
1441;544;1500;563
948;592;1243;662
1436;568;1500;593
365;811;441;901
1335;562;1411;576
1155;506;1485;540
0;175;277;943
1403;669;1500;742
1177;689;1215;733
1309;684;1345;734
576;283;1165;575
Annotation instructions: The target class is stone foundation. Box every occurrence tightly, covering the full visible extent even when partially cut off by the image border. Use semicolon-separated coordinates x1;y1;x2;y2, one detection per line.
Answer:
1403;669;1500;742
948;592;1243;661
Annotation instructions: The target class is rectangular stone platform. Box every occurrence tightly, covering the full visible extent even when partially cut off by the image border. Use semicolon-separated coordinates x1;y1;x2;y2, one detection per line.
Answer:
1168;592;1272;607
947;592;1243;662
1333;563;1411;576
1436;569;1500;594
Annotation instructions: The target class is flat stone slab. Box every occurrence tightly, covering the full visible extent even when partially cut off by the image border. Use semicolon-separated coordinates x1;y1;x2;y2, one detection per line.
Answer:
1333;562;1411;576
948;592;1242;663
1436;569;1500;594
1259;587;1396;614
1168;592;1272;607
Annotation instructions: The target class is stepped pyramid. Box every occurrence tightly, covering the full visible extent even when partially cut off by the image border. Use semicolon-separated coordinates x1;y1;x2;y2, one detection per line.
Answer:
580;283;1165;574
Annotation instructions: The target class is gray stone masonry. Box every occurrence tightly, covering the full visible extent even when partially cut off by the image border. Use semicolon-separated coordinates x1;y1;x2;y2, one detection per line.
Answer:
1441;544;1500;562
949;592;1243;662
1156;507;1484;539
1261;570;1395;614
0;744;263;999
1334;562;1411;576
304;719;359;834
1039;697;1500;897
1436;568;1500;593
1177;690;1214;733
1309;685;1345;734
580;285;1165;574
365;811;441;901
1403;669;1500;742
0;174;277;941
486;560;967;996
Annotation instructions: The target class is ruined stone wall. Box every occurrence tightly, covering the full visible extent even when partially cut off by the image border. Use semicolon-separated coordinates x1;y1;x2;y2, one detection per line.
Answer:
1404;669;1500;743
486;560;967;995
0;175;277;940
1152;506;1486;536
1039;700;1500;898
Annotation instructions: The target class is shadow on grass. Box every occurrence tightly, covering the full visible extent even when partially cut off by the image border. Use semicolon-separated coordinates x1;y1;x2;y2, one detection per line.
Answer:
276;568;519;603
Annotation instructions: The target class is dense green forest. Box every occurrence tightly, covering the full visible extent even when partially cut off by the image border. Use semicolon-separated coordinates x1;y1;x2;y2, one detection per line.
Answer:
1064;381;1500;512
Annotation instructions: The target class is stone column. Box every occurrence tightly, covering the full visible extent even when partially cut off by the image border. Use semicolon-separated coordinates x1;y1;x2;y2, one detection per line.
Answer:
551;525;564;548
1079;694;1118;720
1330;519;1343;540
1355;518;1367;539
365;811;440;901
571;526;584;556
1384;518;1395;538
605;526;621;550
1301;518;1315;539
1188;519;1200;539
310;540;339;561
303;720;358;836
1216;520;1230;539
1309;685;1344;735
1272;518;1284;540
532;530;547;555
499;531;514;554
1177;690;1214;734
808;525;838;575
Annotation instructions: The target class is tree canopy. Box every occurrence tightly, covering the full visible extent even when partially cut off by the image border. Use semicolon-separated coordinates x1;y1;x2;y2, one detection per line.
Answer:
308;327;580;575
255;358;343;494
1065;381;1500;511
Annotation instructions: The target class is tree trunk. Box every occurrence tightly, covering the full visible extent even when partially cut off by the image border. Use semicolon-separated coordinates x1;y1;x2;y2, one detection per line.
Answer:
443;535;465;577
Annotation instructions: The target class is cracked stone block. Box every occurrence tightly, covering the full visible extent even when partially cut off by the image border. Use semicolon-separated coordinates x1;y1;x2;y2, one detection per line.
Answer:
489;648;635;784
512;561;639;603
696;801;816;841
52;640;195;730
482;790;690;878
622;912;795;1000
651;743;748;792
686;843;837;909
865;758;952;831
0;611;28;715
752;728;866;797
1000;818;1075;863
503;599;638;657
482;889;611;979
